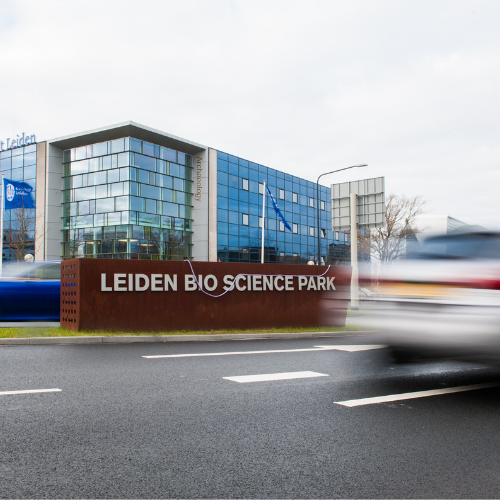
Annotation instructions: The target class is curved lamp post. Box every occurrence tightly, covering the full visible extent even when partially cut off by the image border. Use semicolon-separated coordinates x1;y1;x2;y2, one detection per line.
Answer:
316;164;368;264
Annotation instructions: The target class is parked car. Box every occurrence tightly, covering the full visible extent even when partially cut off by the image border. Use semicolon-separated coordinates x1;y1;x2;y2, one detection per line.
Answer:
366;230;500;364
0;261;61;320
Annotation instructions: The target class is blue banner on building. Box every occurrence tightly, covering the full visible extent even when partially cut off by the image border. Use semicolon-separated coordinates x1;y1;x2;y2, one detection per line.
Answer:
3;179;35;210
266;185;292;232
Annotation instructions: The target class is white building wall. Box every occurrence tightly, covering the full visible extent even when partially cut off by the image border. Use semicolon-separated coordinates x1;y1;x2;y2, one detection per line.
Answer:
34;142;47;261
191;148;209;261
208;148;218;261
44;144;64;259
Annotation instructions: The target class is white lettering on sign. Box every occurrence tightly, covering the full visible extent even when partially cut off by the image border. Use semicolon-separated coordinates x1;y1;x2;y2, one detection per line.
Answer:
185;274;197;292
275;276;284;291
100;273;336;292
235;275;246;292
253;275;262;291
151;274;163;291
135;274;149;292
263;276;273;291
114;274;127;291
223;275;235;291
204;275;218;292
101;273;112;291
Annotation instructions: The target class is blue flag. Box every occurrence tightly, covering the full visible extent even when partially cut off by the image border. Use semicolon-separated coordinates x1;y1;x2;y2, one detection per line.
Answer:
266;185;292;232
3;179;35;210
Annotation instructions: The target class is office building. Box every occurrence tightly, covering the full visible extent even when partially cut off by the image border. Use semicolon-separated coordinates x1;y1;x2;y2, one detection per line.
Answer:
0;122;350;264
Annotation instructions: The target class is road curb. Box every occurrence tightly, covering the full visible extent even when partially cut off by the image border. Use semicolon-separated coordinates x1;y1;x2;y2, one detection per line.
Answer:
0;331;368;346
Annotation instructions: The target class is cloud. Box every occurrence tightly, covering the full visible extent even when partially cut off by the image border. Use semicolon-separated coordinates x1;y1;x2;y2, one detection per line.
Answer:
1;0;499;227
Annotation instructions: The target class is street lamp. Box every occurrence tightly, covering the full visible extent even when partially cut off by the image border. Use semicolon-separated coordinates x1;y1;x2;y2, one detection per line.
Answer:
316;164;368;265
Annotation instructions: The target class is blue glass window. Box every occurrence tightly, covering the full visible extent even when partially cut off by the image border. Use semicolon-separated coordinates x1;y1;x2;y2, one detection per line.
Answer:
162;189;173;202
218;209;228;223
134;154;156;172
11;168;23;181
95;185;107;198
173;178;184;191
75;186;95;201
95;198;114;213
93;142;108;156
108;169;120;183
157;160;167;175
130;138;141;153
111;139;125;154
141;184;161;199
145;198;156;214
163;202;178;217
142;142;154;157
138;169;149;184
130;196;145;212
23;152;36;165
160;147;176;162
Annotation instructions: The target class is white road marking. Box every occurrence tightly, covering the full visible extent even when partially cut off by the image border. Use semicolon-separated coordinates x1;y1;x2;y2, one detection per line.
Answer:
223;371;329;383
335;381;500;407
315;345;385;352
142;344;385;358
0;388;62;397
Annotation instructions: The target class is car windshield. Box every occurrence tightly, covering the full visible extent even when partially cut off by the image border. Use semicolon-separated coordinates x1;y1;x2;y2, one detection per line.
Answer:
408;234;500;260
1;261;61;279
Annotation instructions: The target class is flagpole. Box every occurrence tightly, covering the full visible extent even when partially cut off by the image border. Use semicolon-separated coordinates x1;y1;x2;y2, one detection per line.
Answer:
0;174;4;276
261;180;266;264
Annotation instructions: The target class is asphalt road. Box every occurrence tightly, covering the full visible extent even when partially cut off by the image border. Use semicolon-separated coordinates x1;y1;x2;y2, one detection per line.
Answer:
1;336;500;499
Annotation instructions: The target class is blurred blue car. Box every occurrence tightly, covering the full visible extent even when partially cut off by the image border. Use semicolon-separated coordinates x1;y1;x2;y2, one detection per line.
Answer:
0;261;60;320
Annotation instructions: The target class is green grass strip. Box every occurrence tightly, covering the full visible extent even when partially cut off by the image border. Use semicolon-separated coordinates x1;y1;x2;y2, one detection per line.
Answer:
0;324;366;339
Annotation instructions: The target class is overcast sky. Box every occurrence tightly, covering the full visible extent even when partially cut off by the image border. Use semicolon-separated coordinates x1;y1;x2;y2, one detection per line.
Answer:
1;0;499;228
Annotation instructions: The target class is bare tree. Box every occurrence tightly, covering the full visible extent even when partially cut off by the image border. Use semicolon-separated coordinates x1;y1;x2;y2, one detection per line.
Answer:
371;194;427;262
5;207;36;261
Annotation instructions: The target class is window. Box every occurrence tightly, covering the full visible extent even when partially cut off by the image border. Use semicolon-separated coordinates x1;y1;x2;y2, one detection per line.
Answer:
279;221;284;232
309;197;314;208
309;226;315;236
259;217;263;228
242;178;249;191
259;183;264;194
293;223;298;234
279;189;285;200
292;192;298;203
242;213;249;226
321;200;325;210
321;228;326;238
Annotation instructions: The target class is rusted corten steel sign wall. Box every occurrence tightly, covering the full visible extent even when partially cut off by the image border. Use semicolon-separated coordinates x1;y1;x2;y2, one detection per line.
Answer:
61;259;351;332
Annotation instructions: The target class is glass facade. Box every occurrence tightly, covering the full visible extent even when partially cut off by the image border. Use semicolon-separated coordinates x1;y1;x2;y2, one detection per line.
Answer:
0;144;37;261
62;137;192;260
216;151;339;264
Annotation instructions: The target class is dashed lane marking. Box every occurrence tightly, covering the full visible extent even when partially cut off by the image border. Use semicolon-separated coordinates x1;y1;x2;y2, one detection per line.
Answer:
223;371;329;383
335;381;500;407
142;345;385;359
0;389;62;397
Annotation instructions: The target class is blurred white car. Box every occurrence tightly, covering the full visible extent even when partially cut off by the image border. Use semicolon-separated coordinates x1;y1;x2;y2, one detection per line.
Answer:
366;230;500;364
